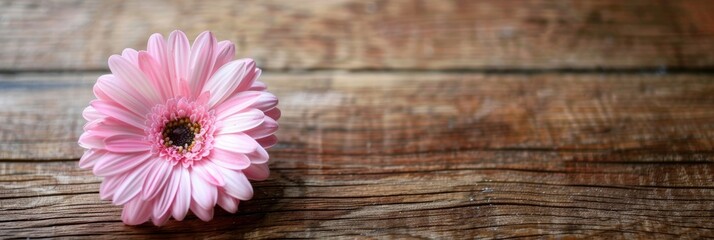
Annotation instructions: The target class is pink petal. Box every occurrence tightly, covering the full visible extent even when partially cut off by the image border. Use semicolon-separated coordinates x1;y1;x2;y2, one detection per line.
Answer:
104;134;151;153
172;167;191;221
92;75;114;102
265;107;281;121
213;40;235;73
203;59;256;108
190;170;217;209
217;191;238;213
249;92;278;112
121;197;152;225
91;100;145;129
237;68;261;93
151;209;171;227
112;159;152;205
245;144;269;164
90;117;144;137
216;109;265;134
78;131;104;149
219;168;253;200
214;91;263;120
244;116;279;139
214;132;259;153
108;55;162;106
121;48;139;65
147;34;169;74
82;105;103;122
210;148;251;171
168;30;190;95
154;166;180;221
256;135;278;148
100;173;127;200
243;163;270;181
189;31;216;96
190;200;214;222
138;51;171;101
142;159;172;200
94;73;152;115
192;161;226;186
93;151;151;177
248;80;267;91
78;149;105;169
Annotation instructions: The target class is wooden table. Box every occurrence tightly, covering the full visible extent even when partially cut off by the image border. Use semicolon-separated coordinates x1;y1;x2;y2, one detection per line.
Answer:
2;0;714;238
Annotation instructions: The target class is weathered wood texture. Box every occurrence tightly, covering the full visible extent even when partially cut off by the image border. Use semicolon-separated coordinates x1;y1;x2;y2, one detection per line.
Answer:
1;73;714;238
3;0;714;239
2;0;714;71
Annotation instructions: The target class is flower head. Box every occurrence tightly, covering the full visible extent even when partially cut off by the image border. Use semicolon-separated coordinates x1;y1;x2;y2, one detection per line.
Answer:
78;30;279;226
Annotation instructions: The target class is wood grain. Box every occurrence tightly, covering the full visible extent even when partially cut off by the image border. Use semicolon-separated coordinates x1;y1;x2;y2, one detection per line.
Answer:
3;72;714;160
1;72;714;238
2;0;714;71
2;153;713;238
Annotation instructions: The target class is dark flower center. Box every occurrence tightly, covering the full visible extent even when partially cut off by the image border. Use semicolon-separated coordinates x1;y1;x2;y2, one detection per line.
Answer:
162;117;201;153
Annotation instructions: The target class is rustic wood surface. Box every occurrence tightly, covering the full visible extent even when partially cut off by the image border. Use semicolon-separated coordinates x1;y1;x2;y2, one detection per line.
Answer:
2;0;714;71
2;0;714;239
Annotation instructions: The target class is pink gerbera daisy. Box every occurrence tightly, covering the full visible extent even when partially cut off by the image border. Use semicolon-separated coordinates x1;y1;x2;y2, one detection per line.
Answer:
77;30;279;226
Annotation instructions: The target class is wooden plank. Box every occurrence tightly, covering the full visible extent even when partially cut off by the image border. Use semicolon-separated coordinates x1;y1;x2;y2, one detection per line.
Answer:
1;154;713;238
2;72;714;160
2;72;713;237
2;0;714;71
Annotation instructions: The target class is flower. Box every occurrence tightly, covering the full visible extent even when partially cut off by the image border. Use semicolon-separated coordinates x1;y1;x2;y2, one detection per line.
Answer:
77;30;279;226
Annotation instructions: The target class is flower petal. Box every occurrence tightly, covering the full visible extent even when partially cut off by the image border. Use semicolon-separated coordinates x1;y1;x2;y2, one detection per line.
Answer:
244;116;279;139
210;148;251;170
190;170;217;209
90;117;144;137
100;173;126;200
213;40;235;72
172;167;191;221
93;151;152;177
78;131;104;149
249;80;267;91
190;200;214;222
189;31;216;96
94;73;152;115
214;132;259;153
154;166;180;221
112;158;152;205
121;48;139;65
79;149;105;169
243;163;270;181
203;59;256;108
151;209;171;227
192;161;226;186
217;191;238;213
168;30;190;94
265;108;281;121
245;144;269;165
138;51;171;102
121;197;152;225
256;135;278;149
104;134;151;153
214;91;262;120
249;91;278;112
147;33;169;75
142;159;172;200
91;100;145;129
108;55;161;106
216;109;265;134
82;105;103;122
219;168;253;200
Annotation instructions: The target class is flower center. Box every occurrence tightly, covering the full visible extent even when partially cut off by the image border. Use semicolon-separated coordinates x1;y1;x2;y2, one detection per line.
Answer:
162;117;201;152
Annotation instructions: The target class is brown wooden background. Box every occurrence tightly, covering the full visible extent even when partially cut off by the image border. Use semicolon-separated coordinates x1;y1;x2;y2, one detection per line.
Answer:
2;0;714;239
